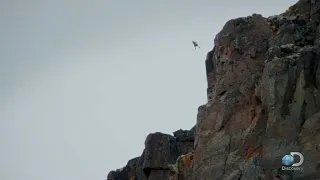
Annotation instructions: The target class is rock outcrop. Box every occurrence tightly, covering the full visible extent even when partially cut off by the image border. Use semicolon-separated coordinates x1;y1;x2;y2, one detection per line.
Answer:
107;0;320;179
107;128;195;180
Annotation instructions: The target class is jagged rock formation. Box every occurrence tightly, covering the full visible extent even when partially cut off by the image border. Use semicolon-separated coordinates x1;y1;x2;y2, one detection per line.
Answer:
107;0;320;179
107;127;195;180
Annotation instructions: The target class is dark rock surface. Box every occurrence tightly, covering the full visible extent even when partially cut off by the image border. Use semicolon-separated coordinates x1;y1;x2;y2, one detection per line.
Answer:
107;129;195;180
174;126;195;155
107;156;145;180
142;132;179;172
107;0;320;179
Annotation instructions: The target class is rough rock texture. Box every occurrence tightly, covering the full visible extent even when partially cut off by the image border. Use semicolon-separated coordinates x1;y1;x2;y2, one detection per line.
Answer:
195;0;320;179
168;152;194;180
107;0;320;179
107;128;195;180
174;126;195;155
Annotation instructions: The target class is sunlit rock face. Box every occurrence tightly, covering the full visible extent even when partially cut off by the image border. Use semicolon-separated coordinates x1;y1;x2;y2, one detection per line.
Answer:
107;0;320;179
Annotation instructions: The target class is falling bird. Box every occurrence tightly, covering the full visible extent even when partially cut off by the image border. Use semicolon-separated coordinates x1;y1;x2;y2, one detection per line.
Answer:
192;41;200;49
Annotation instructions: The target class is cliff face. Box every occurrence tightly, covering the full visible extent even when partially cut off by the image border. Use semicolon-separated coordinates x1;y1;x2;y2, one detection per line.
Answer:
107;0;320;179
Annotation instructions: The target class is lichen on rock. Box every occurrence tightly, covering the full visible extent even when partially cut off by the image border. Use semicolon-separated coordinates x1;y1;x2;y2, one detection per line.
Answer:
168;152;194;180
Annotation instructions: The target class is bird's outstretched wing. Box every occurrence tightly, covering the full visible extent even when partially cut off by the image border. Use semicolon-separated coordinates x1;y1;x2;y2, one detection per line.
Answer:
192;41;200;48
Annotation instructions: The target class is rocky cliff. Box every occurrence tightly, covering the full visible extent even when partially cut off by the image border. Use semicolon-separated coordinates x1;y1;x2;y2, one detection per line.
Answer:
107;0;320;179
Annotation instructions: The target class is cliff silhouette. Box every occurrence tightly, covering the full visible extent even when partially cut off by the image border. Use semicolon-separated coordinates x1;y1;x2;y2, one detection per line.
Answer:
107;0;320;179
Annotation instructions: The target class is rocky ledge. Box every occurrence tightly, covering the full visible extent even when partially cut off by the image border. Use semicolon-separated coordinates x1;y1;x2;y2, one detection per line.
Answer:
107;127;195;180
107;0;320;179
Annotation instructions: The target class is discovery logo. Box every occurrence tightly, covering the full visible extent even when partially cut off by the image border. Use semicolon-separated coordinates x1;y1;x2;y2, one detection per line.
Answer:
281;152;304;171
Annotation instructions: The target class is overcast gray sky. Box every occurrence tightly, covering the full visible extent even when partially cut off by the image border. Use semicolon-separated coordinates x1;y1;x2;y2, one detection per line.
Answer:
1;0;297;179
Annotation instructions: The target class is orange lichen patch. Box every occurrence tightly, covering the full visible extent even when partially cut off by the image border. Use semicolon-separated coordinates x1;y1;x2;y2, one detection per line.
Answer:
182;153;194;168
245;144;253;158
249;108;256;123
246;145;263;159
253;147;263;157
248;105;262;127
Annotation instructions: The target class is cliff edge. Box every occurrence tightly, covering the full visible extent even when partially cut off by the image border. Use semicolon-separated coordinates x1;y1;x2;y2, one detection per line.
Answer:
107;0;320;179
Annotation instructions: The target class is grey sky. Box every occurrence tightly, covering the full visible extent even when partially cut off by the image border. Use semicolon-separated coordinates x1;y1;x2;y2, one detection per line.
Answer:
1;0;297;179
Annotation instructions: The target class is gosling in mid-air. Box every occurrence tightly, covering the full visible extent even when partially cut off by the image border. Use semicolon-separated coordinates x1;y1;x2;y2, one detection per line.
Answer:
192;41;200;49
